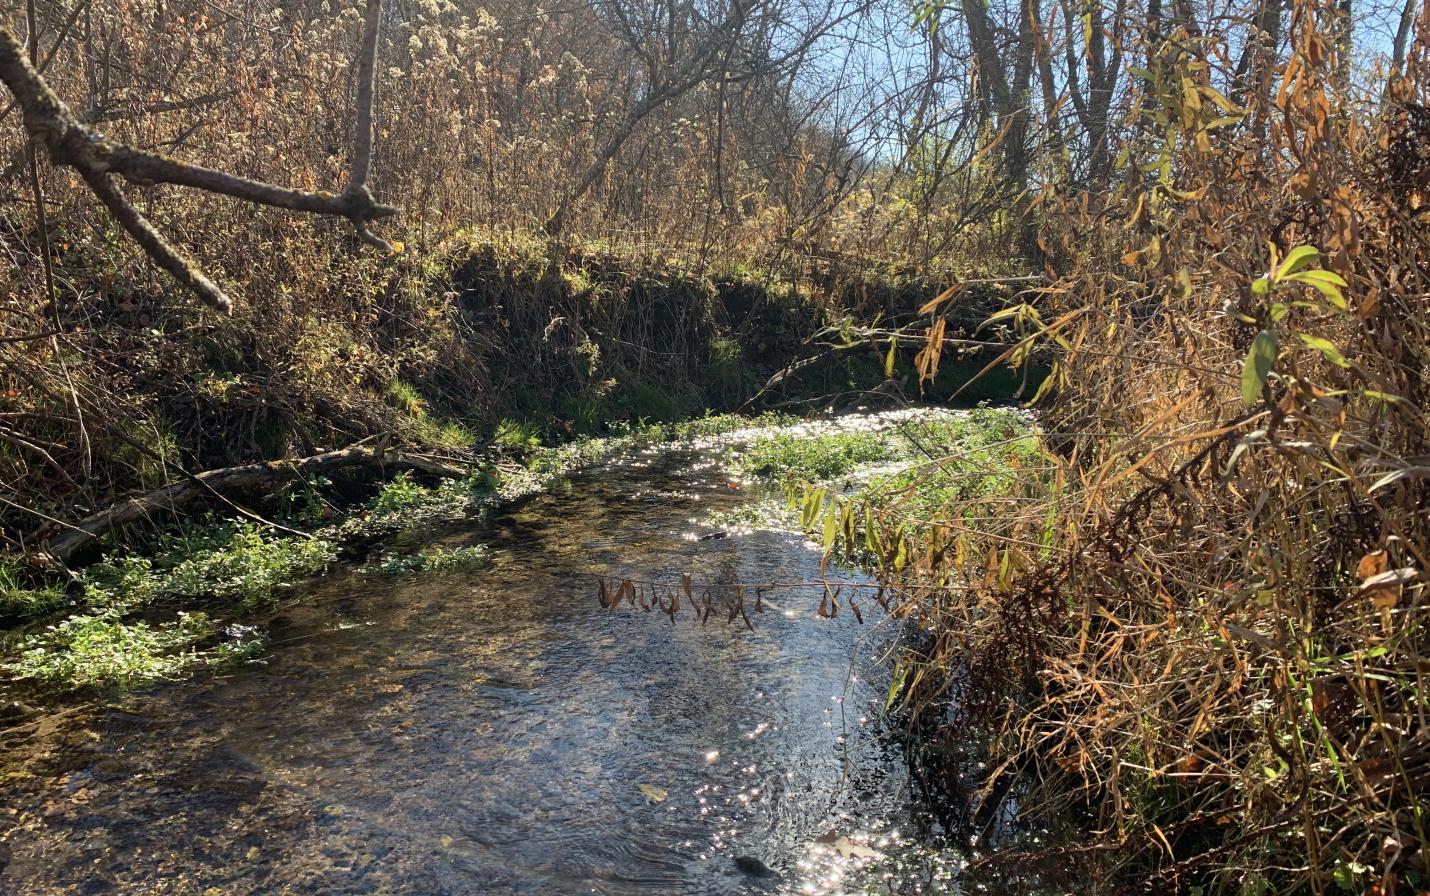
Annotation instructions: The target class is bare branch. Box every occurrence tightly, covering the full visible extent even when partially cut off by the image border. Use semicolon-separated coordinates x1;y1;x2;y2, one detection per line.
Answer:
349;0;383;192
75;161;234;312
41;442;469;563
0;4;398;312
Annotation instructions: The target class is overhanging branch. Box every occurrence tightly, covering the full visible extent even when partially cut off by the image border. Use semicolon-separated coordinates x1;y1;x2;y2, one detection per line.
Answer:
0;7;399;312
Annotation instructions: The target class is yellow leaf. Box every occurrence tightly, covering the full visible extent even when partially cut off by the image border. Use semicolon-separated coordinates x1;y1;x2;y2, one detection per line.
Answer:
1356;550;1388;581
637;783;667;803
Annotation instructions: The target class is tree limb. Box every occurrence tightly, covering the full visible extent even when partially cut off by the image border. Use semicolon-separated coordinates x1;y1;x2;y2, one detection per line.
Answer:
0;5;398;312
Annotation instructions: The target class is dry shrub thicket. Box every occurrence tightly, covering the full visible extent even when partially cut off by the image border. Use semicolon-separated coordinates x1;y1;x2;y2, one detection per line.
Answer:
827;0;1430;891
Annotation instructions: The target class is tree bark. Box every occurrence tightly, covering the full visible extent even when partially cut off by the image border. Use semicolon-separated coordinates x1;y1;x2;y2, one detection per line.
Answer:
1391;0;1417;76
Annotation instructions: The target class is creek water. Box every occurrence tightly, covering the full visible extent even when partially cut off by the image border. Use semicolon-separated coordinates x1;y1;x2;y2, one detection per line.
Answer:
0;421;972;895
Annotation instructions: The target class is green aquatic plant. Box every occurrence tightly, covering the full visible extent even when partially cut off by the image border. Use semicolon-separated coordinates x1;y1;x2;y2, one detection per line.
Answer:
4;611;268;688
736;431;895;481
364;544;490;575
80;523;337;611
4;610;213;687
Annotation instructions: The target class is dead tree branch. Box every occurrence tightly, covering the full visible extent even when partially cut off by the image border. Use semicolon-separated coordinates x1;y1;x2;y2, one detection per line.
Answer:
0;1;398;312
41;443;469;563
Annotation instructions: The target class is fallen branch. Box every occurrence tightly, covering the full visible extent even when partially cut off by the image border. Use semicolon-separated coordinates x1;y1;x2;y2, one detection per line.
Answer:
41;443;468;563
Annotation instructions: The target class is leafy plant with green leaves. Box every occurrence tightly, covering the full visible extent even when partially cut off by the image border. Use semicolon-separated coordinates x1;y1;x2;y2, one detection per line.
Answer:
364;545;490;575
1238;244;1352;407
5;610;214;687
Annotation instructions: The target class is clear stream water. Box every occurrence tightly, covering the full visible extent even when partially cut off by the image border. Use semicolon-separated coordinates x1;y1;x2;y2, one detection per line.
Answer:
0;418;991;895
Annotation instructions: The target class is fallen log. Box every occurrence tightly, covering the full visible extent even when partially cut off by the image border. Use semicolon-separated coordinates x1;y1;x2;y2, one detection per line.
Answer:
41;444;468;564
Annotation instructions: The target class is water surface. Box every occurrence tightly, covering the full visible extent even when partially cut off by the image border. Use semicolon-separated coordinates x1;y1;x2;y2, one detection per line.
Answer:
0;429;952;895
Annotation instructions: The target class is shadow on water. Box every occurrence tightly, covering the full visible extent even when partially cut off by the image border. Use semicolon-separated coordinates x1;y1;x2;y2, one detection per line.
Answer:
0;430;998;895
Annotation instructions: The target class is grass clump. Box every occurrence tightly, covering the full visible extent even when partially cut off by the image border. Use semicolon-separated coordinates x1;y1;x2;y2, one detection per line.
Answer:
0;559;70;622
494;418;545;454
384;379;428;417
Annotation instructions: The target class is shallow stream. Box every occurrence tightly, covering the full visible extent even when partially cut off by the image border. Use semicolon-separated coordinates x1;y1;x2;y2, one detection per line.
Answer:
0;419;972;895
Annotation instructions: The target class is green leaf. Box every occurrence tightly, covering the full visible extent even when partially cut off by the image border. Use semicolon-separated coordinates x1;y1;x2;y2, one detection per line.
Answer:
1362;390;1404;405
1276;245;1321;280
1332;860;1370;893
884;661;909;713
1297;334;1350;368
1251;275;1270;296
1286;269;1349;309
864;506;882;556
982;305;1026;326
1241;330;1278;407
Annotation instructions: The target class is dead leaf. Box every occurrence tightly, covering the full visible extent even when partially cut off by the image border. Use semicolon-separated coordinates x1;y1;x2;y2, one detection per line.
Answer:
1359;567;1417;608
831;836;880;860
1357;550;1389;580
637;784;667;803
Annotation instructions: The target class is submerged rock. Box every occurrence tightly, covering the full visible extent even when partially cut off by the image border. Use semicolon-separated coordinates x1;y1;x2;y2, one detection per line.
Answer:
733;855;779;878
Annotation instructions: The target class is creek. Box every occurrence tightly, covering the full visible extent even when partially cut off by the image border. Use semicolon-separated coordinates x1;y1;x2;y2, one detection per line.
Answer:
0;418;977;895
